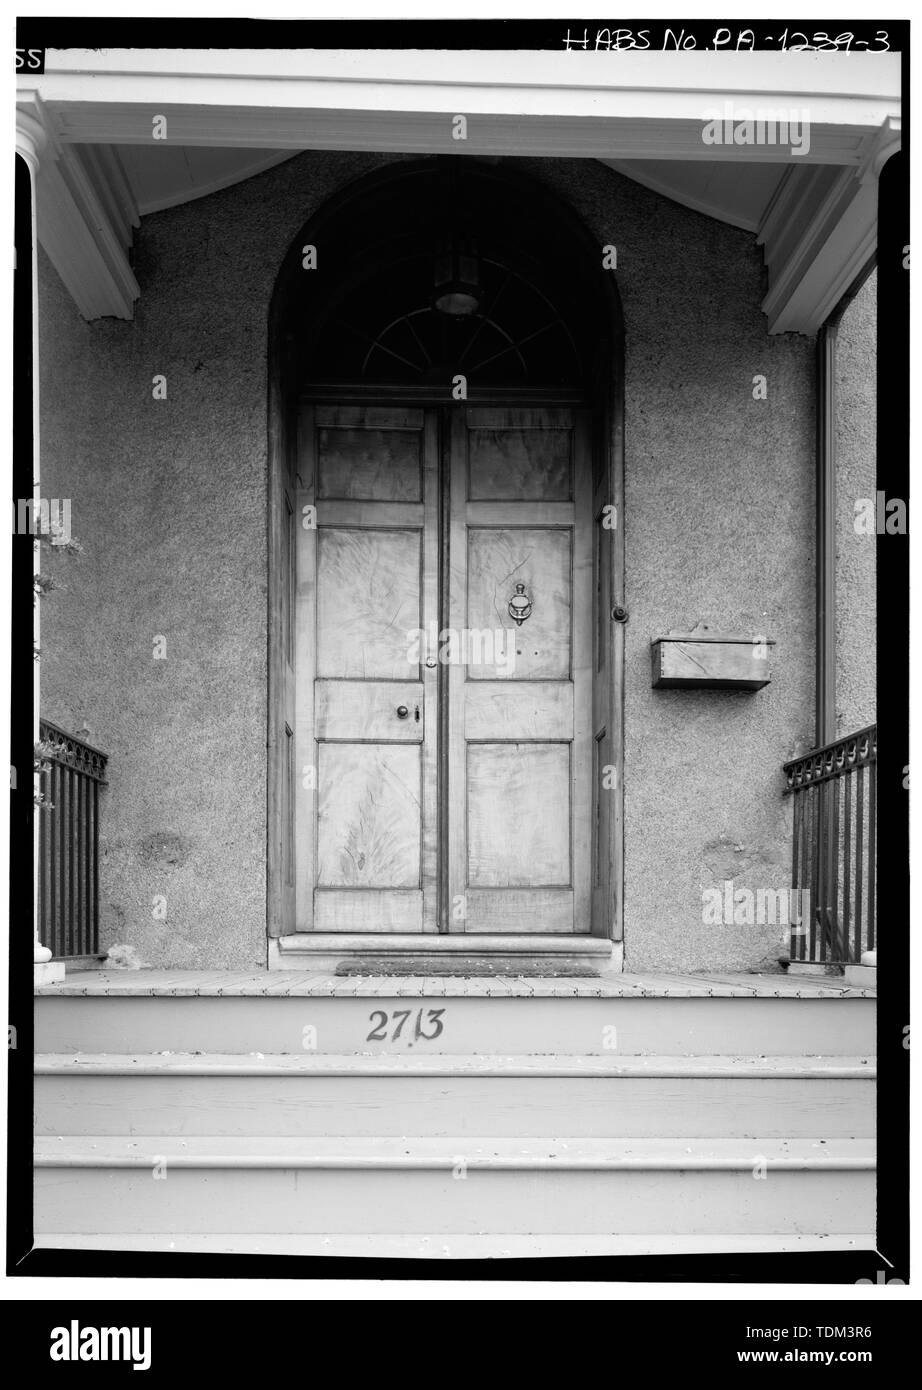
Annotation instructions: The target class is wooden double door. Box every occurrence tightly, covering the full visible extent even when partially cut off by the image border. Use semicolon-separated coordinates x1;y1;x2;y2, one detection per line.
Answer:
293;400;599;936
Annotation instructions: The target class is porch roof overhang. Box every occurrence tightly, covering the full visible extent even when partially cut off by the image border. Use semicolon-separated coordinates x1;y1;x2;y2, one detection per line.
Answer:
18;48;900;333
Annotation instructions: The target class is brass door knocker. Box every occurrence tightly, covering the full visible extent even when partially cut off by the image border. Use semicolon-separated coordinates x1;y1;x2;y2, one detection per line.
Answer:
508;582;532;626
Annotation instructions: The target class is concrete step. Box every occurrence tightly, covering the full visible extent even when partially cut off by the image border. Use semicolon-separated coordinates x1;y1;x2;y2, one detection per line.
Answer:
34;1053;877;1139
35;992;876;1057
34;1135;876;1238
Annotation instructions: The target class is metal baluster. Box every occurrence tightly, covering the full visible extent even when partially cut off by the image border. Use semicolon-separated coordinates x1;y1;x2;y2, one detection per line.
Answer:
808;785;819;962
50;760;59;957
89;777;98;955
791;789;803;961
855;764;865;963
817;783;828;964
83;770;91;954
844;765;853;963
39;763;48;952
57;762;63;957
867;757;876;953
828;773;840;960
82;770;90;955
66;765;75;957
74;768;83;956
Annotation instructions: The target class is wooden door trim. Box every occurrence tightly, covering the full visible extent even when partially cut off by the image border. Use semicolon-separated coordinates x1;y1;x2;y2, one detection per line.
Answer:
266;354;297;944
437;405;450;931
611;372;626;944
572;409;594;931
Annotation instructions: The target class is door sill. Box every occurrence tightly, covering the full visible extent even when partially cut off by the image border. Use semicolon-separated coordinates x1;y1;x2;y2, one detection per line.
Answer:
270;934;622;977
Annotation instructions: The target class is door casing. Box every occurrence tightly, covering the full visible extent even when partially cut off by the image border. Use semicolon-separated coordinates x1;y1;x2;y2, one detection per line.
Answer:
269;385;623;945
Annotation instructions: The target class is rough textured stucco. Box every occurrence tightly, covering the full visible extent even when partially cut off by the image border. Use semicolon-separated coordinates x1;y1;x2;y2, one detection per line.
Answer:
38;243;270;968
40;150;819;970
525;160;815;971
834;272;877;736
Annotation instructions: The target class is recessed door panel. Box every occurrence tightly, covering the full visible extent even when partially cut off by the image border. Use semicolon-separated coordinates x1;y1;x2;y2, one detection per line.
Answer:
466;527;571;680
467;742;571;886
316;412;423;502
315;680;423;741
317;528;420;680
467;413;572;501
317;743;422;888
463;682;573;740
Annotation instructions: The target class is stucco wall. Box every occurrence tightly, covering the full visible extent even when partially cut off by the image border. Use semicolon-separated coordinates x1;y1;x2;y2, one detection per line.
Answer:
38;241;270;969
529;160;815;971
40;150;818;970
834;272;877;736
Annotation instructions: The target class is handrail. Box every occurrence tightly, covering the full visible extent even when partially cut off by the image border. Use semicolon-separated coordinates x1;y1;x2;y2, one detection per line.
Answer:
782;726;876;965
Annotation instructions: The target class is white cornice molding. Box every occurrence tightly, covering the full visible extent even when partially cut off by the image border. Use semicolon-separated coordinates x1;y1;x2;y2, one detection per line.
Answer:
18;90;140;321
34;46;902;100
37;103;890;166
24;49;900;163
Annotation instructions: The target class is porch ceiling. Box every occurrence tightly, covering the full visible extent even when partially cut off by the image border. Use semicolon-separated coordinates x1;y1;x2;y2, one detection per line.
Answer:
18;47;900;332
116;144;299;217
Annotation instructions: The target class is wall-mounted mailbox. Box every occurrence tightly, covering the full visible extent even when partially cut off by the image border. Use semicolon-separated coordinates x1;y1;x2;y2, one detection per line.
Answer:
651;632;774;691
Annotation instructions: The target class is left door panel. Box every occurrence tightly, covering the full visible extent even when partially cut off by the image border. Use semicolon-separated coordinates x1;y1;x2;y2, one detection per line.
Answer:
295;405;439;933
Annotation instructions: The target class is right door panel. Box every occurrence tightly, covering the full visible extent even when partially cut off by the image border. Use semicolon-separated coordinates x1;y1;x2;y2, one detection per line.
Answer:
447;407;593;934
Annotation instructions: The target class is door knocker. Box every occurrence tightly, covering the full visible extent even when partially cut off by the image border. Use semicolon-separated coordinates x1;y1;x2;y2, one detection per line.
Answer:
508;582;533;626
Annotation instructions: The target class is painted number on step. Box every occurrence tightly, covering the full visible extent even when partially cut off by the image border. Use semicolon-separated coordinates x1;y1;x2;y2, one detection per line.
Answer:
366;1008;445;1043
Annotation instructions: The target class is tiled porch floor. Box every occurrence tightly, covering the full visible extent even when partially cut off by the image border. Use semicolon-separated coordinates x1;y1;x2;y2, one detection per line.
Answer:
35;970;876;999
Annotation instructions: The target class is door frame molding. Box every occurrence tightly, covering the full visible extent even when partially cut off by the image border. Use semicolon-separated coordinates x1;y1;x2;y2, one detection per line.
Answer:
266;162;625;966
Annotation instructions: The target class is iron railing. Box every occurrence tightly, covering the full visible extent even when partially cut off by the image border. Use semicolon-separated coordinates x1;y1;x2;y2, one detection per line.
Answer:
37;720;108;959
783;725;876;965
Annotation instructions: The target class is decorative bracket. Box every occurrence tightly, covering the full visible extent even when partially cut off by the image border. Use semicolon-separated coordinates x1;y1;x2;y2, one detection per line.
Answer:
17;90;140;321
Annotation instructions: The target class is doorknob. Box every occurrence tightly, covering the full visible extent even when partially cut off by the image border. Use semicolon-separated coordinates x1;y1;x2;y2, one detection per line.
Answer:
396;705;409;718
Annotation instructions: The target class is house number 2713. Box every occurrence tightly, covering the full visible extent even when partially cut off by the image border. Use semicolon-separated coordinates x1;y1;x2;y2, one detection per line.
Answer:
366;1009;445;1042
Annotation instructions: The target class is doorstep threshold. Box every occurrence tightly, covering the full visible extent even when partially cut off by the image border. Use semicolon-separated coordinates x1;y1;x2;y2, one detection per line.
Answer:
276;934;612;955
273;933;618;977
